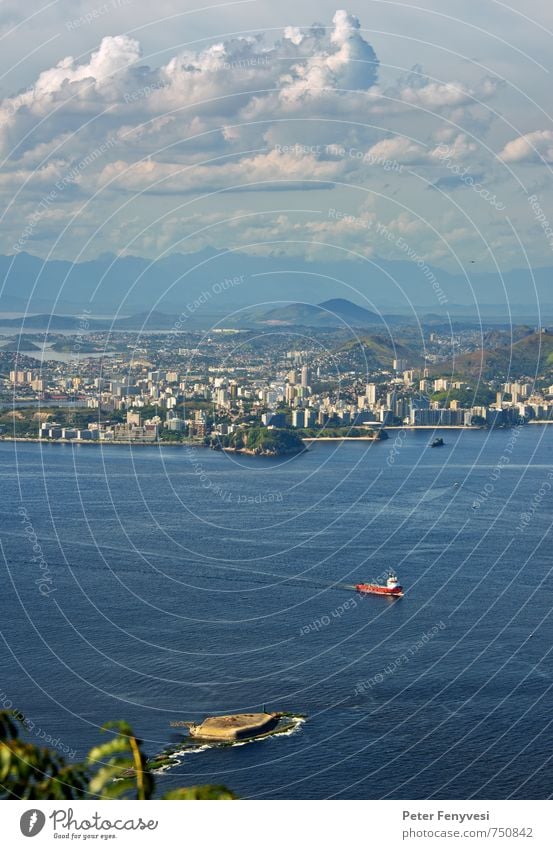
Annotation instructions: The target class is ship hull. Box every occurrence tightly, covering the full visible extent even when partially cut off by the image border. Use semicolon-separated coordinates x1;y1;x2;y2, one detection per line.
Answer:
355;584;403;597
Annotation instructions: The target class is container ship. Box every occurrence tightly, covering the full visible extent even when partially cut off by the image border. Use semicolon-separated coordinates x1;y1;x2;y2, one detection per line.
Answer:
355;573;403;597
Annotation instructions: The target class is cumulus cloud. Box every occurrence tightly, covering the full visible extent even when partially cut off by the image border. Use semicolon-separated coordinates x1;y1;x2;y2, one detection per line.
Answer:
399;77;497;110
361;136;427;164
279;10;379;101
430;133;478;161
92;148;348;194
0;11;382;164
0;8;519;263
499;130;553;163
0;35;143;158
1;35;142;116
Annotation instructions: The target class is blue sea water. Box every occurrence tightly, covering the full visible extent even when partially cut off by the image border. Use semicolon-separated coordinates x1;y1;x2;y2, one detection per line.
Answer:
0;427;552;799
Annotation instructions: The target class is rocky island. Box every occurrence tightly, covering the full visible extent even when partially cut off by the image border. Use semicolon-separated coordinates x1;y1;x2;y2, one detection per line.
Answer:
212;426;306;456
142;711;305;772
187;712;280;741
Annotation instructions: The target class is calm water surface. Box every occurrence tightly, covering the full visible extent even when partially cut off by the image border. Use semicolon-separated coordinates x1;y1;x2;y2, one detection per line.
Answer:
0;427;552;799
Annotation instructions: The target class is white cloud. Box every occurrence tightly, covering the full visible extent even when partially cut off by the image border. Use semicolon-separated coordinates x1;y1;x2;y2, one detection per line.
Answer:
499;130;553;163
283;9;379;97
362;136;427;164
92;148;348;194
283;27;305;47
399;77;497;110
0;12;381;164
0;7;544;268
430;133;478;162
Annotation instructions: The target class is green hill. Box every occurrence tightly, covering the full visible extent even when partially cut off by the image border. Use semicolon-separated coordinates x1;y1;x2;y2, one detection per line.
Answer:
0;335;42;352
444;331;553;380
337;334;422;369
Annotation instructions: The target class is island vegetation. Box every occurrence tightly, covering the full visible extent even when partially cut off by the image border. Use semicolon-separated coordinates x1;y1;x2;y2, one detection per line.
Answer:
0;336;42;352
212;425;306;456
297;425;388;440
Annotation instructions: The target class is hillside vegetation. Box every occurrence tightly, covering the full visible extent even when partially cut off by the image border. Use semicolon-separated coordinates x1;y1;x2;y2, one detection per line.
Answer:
338;334;423;369
444;332;553;380
216;426;305;455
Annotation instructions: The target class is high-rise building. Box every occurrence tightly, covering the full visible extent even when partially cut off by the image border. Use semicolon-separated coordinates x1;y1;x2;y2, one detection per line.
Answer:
262;412;288;427
285;383;297;403
393;358;407;372
366;383;376;405
394;398;410;421
215;388;228;407
10;370;32;384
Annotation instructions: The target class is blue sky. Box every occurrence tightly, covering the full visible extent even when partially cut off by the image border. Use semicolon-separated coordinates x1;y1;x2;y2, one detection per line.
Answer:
1;0;553;274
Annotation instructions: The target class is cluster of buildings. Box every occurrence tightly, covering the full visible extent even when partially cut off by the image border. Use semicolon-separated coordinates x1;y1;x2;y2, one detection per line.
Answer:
3;332;553;442
36;360;553;444
9;369;45;393
39;413;161;442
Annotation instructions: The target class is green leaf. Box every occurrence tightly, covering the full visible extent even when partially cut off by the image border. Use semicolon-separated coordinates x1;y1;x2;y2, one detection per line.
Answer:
87;737;132;763
163;785;236;800
1;712;236;801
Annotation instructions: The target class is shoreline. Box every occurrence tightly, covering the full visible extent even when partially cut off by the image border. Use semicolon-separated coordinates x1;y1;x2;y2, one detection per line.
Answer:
385;422;552;429
0;436;208;447
303;436;382;442
220;445;306;456
384;425;484;430
1;421;551;448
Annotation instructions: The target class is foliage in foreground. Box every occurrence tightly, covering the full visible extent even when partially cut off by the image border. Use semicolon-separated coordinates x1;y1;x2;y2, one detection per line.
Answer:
0;711;235;800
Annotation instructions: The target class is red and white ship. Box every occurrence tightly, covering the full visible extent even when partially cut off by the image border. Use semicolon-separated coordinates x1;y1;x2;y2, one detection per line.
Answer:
355;573;403;597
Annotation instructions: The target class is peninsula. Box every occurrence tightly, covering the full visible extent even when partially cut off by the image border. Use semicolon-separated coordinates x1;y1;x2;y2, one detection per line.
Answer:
212;426;306;457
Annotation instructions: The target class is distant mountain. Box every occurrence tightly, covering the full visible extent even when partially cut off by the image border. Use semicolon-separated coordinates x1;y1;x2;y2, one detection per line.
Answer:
320;298;381;324
113;311;180;330
1;249;552;321
0;335;42;351
245;298;380;327
0;314;87;330
441;331;553;379
0;310;179;331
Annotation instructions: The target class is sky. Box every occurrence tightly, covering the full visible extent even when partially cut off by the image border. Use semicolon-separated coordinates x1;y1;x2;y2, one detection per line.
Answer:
1;0;553;275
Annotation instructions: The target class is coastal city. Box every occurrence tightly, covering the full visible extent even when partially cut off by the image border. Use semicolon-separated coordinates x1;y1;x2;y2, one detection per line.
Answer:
3;0;553;821
1;319;552;445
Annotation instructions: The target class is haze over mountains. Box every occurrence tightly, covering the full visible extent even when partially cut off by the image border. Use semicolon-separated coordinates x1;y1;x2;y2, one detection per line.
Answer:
242;298;381;327
0;250;551;324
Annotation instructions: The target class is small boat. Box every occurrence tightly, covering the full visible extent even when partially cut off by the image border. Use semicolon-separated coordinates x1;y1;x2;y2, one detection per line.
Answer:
430;437;445;447
355;573;403;597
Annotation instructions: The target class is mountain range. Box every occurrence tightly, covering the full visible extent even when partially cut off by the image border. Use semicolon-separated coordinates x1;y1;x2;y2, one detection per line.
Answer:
0;249;552;323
